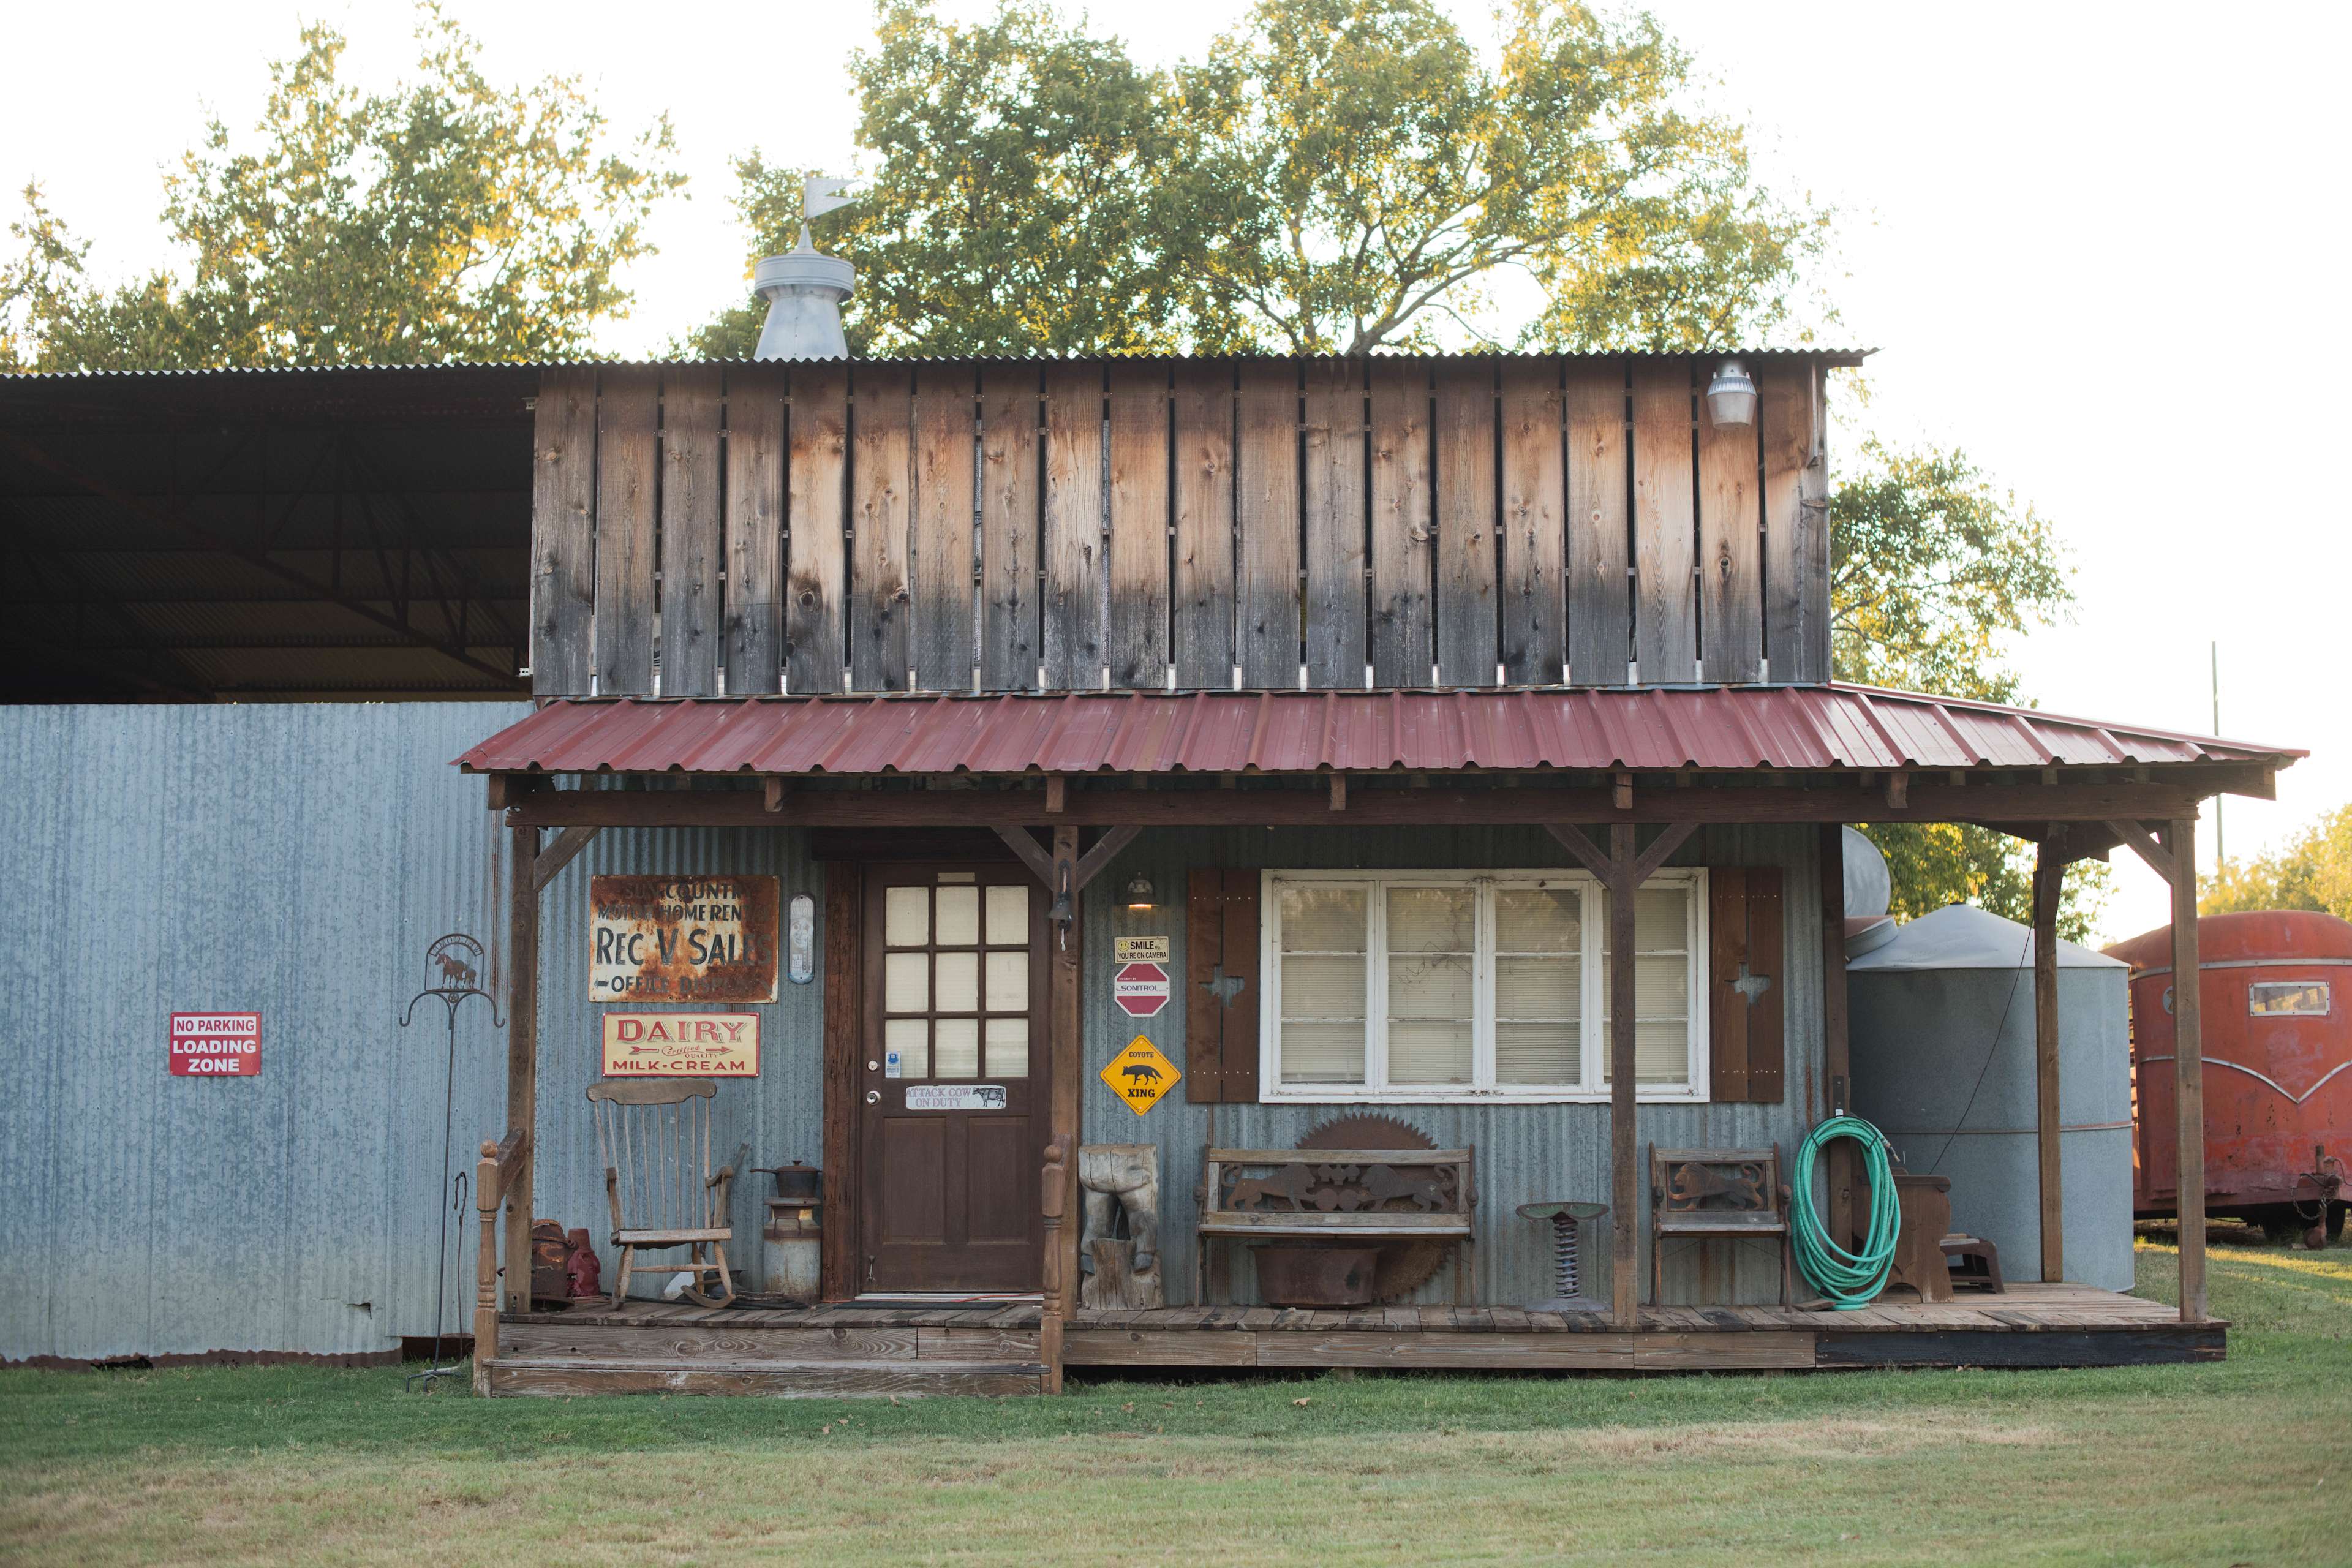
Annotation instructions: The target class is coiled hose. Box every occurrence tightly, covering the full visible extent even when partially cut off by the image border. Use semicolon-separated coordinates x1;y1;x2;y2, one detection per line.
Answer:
1790;1114;1901;1309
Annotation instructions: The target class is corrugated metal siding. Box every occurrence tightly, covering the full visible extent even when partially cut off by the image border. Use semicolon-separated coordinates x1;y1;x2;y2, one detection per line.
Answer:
1076;823;1825;1308
532;824;827;1298
0;703;526;1362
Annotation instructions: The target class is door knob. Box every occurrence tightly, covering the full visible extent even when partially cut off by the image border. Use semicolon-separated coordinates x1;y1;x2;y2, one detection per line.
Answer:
865;1090;880;1105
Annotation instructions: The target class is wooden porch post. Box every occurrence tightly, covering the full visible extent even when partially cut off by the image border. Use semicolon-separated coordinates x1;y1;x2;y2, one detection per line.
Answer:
2032;843;2066;1283
1608;824;1640;1326
502;824;540;1314
1046;826;1083;1386
2168;818;2207;1324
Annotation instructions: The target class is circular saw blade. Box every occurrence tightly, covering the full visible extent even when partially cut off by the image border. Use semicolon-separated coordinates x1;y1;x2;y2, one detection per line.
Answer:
1298;1114;1452;1303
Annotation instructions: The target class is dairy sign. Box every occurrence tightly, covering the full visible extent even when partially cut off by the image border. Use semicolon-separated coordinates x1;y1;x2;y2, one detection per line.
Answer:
170;1012;260;1076
590;875;779;1002
600;1012;761;1077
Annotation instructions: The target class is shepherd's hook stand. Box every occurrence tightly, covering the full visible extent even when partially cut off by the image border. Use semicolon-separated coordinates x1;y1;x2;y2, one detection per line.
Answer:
400;933;503;1392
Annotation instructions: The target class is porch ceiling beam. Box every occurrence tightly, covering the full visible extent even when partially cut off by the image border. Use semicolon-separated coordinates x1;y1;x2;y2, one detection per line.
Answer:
507;779;2222;831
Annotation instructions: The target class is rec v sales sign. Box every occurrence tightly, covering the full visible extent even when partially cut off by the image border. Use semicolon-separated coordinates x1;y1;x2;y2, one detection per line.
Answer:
171;1013;260;1076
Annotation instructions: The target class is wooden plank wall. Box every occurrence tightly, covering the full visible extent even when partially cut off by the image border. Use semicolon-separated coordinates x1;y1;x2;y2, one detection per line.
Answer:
527;357;1830;697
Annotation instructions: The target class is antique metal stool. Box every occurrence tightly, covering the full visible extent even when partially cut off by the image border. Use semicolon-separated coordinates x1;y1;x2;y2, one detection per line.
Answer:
1517;1200;1608;1313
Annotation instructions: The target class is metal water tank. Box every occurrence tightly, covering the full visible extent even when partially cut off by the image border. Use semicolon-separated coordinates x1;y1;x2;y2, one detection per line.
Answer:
1847;903;2135;1289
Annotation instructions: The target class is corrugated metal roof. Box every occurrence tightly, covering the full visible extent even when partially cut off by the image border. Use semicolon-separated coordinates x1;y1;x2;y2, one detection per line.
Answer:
454;684;2304;777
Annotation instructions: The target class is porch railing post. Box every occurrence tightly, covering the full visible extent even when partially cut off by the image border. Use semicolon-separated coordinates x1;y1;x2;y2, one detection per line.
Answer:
472;1140;501;1393
1040;1135;1072;1394
2168;818;2207;1323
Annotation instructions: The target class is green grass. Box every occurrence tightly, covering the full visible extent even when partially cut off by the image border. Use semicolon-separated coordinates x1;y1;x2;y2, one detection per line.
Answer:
5;1237;2348;1566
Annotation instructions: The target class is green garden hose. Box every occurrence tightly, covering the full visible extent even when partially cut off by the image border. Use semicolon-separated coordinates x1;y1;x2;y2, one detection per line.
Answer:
1790;1114;1901;1309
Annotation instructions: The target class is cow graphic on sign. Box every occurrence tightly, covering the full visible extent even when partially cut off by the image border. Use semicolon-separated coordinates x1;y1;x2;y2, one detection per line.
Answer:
1114;961;1170;1018
1100;1036;1180;1114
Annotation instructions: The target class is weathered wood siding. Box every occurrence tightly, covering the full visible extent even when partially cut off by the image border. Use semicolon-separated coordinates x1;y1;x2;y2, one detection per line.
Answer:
529;356;1833;696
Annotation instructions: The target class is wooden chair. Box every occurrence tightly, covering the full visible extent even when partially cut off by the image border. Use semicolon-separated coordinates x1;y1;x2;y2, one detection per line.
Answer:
587;1079;746;1309
1648;1145;1793;1307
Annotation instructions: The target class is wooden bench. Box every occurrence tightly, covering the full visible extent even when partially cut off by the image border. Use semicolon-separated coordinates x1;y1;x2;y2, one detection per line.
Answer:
1196;1146;1476;1306
1649;1145;1793;1307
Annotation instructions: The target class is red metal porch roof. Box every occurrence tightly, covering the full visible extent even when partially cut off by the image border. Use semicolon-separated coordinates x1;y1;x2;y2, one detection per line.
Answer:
454;685;2302;778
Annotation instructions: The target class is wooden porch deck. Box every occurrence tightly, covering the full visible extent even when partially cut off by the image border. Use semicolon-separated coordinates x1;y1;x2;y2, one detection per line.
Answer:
483;1284;2220;1395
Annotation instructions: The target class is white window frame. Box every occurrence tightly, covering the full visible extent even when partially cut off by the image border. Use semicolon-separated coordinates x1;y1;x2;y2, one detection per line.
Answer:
1257;867;1711;1104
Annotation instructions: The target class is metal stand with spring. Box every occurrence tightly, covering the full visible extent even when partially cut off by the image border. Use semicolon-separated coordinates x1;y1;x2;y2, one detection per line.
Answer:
399;933;504;1393
1517;1200;1608;1314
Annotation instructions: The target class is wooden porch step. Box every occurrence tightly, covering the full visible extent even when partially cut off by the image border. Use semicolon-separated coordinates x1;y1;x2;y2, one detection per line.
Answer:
483;1356;1047;1398
498;1319;1038;1364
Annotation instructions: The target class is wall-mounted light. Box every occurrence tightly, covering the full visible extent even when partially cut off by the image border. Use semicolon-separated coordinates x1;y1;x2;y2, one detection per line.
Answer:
1124;874;1156;911
1705;358;1757;428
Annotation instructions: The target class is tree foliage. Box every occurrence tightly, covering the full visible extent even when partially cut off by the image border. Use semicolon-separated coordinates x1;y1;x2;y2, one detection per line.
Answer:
1831;438;2106;938
2201;805;2352;919
1;4;682;371
696;0;1831;356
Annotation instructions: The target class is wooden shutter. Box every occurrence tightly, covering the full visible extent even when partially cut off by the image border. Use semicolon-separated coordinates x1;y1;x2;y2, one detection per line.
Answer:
1185;869;1261;1102
1709;868;1785;1103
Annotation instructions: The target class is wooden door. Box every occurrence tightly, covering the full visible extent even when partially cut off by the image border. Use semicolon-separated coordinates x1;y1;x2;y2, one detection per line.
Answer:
859;865;1049;1294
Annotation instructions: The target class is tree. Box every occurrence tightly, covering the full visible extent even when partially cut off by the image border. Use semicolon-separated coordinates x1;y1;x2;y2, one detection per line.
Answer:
695;0;1830;356
2201;805;2352;918
1;4;683;371
1830;437;2108;940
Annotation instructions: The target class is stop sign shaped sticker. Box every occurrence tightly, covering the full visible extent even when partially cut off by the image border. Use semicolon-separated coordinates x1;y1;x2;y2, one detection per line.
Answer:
1113;962;1170;1017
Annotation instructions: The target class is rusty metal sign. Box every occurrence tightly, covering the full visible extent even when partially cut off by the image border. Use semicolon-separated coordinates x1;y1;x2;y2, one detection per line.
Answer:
590;875;779;1003
600;1012;761;1077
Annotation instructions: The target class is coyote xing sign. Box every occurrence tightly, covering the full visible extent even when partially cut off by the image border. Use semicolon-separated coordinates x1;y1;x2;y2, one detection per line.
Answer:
1100;1035;1179;1115
590;875;779;1003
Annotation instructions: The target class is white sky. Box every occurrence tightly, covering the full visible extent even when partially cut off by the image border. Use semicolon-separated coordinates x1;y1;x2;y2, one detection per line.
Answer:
7;1;2345;944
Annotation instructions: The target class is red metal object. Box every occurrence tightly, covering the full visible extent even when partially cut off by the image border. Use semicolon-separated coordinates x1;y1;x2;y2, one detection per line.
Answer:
2106;911;2352;1241
454;684;2301;778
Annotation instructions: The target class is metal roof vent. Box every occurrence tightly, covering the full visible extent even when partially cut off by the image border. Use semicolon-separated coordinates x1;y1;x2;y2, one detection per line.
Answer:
753;176;856;360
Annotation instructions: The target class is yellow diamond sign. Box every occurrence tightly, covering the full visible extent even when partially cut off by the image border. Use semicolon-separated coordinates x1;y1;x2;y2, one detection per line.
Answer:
1101;1035;1180;1115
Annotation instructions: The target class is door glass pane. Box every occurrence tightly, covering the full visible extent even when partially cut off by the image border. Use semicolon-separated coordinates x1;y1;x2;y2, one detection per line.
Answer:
1278;1022;1364;1084
1389;1020;1472;1084
934;1017;980;1077
985;951;1029;1012
883;952;929;1012
1497;1020;1577;1084
1387;886;1472;951
884;886;929;947
984;1016;1029;1077
935;885;980;946
1496;887;1579;951
1279;885;1366;952
884;1017;929;1079
935;952;979;1012
986;884;1030;944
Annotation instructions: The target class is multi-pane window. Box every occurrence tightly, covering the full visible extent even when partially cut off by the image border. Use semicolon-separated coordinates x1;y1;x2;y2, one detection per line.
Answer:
881;880;1032;1080
1264;869;1707;1102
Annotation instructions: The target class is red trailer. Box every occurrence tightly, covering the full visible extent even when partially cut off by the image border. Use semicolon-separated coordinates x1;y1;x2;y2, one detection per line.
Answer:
2108;911;2351;1246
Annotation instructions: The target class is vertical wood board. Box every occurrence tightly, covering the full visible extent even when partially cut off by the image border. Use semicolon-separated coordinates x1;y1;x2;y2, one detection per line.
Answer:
1042;364;1106;689
850;365;913;691
1696;391;1761;683
1234;364;1302;688
1630;363;1697;684
978;369;1041;692
911;368;978;691
1431;363;1498;687
1301;360;1367;687
1106;365;1172;689
1171;365;1236;690
1185;867;1225;1102
1368;360;1434;687
1759;363;1827;682
658;366;725;696
1498;361;1566;685
785;365;849;694
529;366;597;696
1565;363;1629;686
592;368;659;695
723;363;788;695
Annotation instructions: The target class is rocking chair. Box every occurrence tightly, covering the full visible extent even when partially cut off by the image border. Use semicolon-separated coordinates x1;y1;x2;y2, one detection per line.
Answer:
587;1078;746;1309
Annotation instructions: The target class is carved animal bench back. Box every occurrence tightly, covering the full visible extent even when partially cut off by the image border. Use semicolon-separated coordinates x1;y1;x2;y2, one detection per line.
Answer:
1215;1155;1466;1216
1651;1147;1782;1218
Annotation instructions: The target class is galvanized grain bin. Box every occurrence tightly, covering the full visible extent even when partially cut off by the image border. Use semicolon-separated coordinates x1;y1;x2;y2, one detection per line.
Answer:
1847;903;2134;1290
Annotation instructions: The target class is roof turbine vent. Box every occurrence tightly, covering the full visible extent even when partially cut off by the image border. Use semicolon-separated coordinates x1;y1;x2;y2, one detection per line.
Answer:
752;176;856;361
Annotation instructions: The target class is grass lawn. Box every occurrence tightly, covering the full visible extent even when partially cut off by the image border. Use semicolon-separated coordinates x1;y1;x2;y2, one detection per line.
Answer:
4;1237;2347;1567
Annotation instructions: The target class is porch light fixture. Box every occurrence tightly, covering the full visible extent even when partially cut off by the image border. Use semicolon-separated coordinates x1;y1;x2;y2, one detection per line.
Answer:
1124;874;1156;911
1705;358;1757;427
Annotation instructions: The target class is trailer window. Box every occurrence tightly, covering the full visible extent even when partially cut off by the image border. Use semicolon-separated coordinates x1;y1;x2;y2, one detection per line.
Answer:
2248;981;2329;1017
